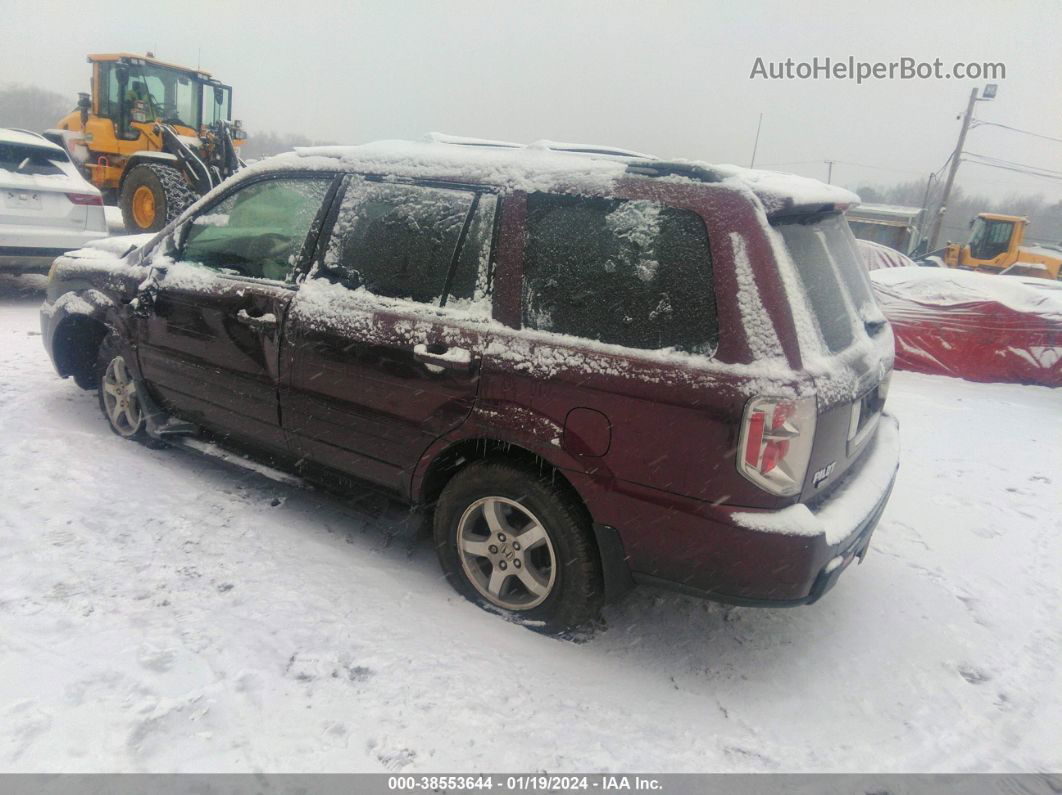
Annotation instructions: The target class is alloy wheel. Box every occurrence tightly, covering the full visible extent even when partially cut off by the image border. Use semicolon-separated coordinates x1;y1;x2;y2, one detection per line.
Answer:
456;496;557;610
101;356;142;436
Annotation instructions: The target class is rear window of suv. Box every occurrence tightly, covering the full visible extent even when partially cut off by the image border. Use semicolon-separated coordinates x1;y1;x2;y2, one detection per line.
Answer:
522;194;718;354
0;143;68;176
774;212;876;353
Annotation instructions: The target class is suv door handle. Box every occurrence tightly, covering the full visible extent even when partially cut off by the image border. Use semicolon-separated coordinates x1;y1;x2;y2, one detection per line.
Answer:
413;343;475;372
236;309;278;332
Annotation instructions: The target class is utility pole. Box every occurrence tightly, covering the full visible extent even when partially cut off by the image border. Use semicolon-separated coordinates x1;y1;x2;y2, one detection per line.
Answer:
915;172;936;252
824;160;835;184
749;113;763;168
928;87;979;250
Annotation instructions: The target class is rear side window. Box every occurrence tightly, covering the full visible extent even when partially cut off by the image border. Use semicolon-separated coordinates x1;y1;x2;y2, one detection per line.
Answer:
323;180;487;306
522;194;718;354
775;213;876;353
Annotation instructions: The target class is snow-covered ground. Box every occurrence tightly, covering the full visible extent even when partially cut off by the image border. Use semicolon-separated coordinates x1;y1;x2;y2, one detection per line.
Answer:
1;276;1060;773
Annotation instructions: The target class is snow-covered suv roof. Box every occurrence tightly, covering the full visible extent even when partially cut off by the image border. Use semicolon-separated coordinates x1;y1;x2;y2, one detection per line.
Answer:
0;127;68;153
253;136;859;215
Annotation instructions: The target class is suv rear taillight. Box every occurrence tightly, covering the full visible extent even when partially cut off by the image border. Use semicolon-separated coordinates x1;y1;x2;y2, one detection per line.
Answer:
66;192;103;206
737;396;817;497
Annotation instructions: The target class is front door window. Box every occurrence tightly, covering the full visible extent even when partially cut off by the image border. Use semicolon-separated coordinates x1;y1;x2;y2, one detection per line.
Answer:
181;176;332;282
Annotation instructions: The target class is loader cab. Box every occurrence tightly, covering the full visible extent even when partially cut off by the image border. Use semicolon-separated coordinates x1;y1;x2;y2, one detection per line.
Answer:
94;56;205;140
967;215;1018;262
946;213;1024;271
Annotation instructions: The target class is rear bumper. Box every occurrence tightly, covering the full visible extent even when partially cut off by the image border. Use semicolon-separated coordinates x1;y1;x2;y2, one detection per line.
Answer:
0;225;109;272
583;414;900;606
0;248;71;273
635;471;895;607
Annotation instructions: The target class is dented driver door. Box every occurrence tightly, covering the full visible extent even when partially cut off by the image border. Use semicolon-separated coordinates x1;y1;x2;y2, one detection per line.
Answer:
135;174;334;454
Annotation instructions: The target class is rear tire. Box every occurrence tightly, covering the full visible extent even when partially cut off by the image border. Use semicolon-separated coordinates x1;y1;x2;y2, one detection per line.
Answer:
433;460;604;633
119;164;197;233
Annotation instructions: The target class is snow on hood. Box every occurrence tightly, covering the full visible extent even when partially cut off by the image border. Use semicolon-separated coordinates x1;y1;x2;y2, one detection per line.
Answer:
79;233;156;257
870;267;1062;319
50;233;156;281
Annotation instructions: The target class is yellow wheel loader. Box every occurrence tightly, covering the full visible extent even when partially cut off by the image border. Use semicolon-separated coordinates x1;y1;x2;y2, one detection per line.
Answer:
45;53;246;233
937;213;1062;280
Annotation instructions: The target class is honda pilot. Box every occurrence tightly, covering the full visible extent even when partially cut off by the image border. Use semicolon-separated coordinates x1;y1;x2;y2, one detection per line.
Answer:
41;136;899;632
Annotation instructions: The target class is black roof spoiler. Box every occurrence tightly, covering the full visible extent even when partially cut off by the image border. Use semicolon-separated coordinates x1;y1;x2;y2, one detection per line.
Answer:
625;159;723;183
768;201;854;222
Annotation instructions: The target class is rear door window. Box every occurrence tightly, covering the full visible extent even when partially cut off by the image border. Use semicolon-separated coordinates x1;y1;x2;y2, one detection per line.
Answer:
521;194;718;354
321;179;495;308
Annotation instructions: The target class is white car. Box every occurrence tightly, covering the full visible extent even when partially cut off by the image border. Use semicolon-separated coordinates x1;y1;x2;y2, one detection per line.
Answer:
0;128;109;273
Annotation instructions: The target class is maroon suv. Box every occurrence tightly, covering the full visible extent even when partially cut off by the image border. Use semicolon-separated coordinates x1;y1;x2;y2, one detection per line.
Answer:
41;137;899;632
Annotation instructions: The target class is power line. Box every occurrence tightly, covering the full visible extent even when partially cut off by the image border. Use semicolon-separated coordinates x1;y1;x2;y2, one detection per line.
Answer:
961;157;1062;183
970;119;1062;145
757;159;928;175
754;160;825;168
830;160;926;176
964;152;1062;177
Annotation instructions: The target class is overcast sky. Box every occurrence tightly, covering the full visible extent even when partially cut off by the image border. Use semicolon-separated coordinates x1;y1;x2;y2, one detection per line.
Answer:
4;0;1060;203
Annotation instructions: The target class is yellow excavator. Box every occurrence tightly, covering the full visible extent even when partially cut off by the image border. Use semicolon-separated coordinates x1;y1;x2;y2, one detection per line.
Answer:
940;213;1062;280
45;52;246;233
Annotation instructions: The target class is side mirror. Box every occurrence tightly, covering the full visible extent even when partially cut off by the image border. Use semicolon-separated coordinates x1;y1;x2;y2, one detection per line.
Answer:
115;64;129;87
213;86;224;105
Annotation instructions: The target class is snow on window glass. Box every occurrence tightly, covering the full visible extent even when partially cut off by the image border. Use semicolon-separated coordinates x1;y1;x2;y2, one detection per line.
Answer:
196;213;230;228
729;232;784;359
324;180;476;305
445;193;497;312
774;214;859;353
522;194;718;355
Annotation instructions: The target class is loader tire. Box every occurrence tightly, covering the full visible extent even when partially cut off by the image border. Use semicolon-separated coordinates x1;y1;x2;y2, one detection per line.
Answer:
120;164;198;233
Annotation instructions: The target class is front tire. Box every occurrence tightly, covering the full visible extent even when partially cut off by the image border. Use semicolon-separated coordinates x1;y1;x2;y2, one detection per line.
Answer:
433;460;604;633
96;334;147;440
119;163;198;233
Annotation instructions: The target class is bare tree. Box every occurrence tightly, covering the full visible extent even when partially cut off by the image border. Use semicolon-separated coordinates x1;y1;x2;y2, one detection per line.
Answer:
0;83;74;133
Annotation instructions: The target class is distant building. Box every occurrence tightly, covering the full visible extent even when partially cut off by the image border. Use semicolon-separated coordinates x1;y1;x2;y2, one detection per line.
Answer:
846;203;923;254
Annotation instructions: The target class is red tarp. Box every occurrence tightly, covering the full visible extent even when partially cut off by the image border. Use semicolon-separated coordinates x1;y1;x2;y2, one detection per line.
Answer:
870;273;1062;387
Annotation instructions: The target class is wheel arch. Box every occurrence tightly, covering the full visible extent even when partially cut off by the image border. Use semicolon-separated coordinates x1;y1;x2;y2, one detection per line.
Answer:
414;434;635;603
416;436;589;518
49;290;118;387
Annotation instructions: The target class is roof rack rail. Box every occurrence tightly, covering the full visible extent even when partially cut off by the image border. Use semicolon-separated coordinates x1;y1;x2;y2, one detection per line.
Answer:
9;128;48;141
425;132;522;149
528;140;656;159
625;159;722;183
427;132;655;160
